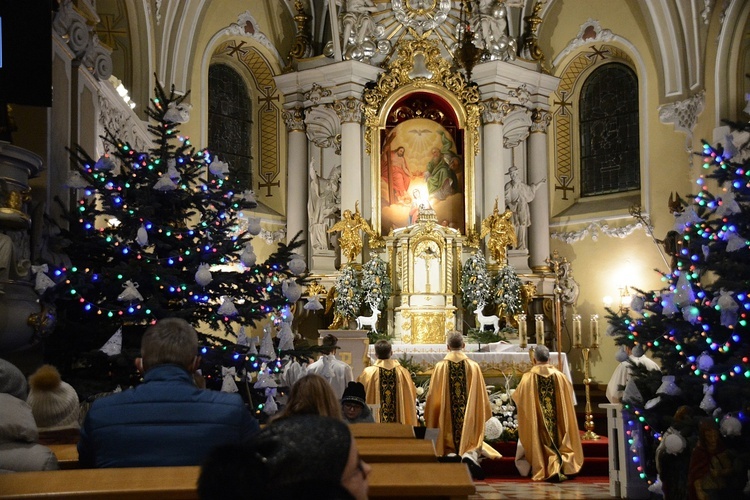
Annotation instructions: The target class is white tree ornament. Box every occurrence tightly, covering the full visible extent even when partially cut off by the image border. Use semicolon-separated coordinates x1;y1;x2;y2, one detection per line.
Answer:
241;243;257;267
282;279;302;303
247;217;262;236
99;327;123;356
118;280;144;302
217;297;238;316
209;158;230;177
153;173;177;191
136;224;149;247
195;263;212;286
221;366;239;393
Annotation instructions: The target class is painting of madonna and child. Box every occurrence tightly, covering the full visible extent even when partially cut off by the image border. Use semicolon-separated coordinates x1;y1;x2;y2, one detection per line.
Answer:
380;118;465;234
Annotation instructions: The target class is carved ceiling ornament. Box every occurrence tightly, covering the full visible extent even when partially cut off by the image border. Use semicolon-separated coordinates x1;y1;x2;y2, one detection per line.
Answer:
363;34;482;156
391;0;452;34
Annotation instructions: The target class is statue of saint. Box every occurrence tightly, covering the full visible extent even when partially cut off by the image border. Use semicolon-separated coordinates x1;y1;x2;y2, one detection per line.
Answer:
504;165;545;251
308;162;341;251
328;201;382;263
480;199;516;264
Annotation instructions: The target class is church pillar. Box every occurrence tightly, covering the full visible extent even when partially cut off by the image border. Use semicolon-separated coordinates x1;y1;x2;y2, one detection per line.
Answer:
334;97;364;261
481;98;511;218
528;109;552;272
283;107;308;259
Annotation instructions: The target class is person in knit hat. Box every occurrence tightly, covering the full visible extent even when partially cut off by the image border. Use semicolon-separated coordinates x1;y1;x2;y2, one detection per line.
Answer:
0;358;58;472
341;381;374;424
27;365;80;443
0;357;28;400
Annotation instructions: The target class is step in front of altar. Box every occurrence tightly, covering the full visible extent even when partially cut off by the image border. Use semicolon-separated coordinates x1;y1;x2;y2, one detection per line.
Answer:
481;436;609;478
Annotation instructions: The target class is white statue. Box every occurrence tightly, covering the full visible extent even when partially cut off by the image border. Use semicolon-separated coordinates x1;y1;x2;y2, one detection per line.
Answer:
338;0;379;60
504;166;546;251
356;300;380;333
308;161;341;252
474;302;500;334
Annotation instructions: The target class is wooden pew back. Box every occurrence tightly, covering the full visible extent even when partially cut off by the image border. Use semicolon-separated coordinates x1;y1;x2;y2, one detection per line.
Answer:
0;463;474;500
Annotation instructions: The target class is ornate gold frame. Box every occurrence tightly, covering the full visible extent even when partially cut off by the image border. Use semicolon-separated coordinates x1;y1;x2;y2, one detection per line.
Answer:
363;34;481;241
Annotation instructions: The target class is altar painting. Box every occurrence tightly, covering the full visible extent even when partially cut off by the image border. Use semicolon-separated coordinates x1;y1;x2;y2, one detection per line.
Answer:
380;118;465;235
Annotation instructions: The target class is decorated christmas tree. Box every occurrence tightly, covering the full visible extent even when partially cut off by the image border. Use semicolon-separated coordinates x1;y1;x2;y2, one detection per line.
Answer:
460;251;492;310
493;265;523;321
42;80;305;395
608;118;750;495
361;254;392;313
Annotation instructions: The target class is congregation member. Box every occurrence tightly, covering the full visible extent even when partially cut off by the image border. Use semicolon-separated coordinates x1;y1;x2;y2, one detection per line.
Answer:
358;339;418;425
307;333;353;398
26;364;80;444
273;373;342;421
78;317;259;467
606;343;660;403
198;415;371;500
0;358;59;472
425;331;498;479
513;344;583;482
341;381;375;424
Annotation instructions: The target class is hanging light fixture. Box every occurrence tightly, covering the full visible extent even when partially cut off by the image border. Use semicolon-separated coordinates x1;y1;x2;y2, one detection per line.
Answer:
454;0;486;83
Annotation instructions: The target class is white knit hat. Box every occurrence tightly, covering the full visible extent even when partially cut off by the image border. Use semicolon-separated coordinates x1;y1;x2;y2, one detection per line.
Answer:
27;365;80;430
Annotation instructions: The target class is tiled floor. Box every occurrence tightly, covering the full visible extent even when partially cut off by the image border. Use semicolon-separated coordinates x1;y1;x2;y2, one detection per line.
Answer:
470;479;612;499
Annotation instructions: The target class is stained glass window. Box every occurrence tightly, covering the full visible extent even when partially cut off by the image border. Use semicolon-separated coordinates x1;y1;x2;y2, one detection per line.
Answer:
208;64;252;190
579;63;639;197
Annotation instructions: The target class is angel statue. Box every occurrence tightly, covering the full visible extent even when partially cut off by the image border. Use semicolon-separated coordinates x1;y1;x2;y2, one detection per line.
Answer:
327;201;383;263
480;199;516;264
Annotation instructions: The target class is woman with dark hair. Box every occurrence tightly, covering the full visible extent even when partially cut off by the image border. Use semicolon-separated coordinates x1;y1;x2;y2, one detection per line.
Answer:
199;415;371;500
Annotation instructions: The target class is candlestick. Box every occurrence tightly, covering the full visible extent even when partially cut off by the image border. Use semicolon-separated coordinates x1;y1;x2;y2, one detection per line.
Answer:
590;314;599;348
573;314;582;348
518;314;527;348
535;314;544;345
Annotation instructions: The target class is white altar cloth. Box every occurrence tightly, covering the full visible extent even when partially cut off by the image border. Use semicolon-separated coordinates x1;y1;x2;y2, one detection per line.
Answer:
367;342;576;404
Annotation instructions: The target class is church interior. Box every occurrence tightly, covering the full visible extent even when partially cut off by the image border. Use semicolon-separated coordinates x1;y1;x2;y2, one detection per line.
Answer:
0;0;749;497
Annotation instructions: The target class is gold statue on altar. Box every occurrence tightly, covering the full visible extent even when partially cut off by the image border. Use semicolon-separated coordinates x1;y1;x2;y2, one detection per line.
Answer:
480;199;516;264
328;201;383;263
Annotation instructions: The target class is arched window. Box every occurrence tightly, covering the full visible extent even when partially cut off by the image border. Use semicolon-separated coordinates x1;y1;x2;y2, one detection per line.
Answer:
579;63;639;197
208;64;252;190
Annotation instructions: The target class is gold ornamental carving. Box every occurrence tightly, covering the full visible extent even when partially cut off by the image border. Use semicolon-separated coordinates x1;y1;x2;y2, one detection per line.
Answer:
412;312;447;344
362;33;482;157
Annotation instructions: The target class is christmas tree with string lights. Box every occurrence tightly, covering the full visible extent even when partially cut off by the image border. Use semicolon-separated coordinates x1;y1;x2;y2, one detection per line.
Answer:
607;117;750;496
43;80;305;395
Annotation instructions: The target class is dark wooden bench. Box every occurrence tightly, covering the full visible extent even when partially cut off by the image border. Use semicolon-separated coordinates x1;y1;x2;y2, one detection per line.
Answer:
0;462;474;499
50;436;437;468
350;422;416;438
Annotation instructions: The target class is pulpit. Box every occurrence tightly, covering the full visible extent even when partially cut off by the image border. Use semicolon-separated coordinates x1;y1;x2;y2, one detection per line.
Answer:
386;208;463;343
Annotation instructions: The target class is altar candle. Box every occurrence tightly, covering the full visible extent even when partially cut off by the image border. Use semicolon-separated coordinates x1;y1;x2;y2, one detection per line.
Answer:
518;314;527;348
535;314;544;345
573;314;582;347
591;314;600;347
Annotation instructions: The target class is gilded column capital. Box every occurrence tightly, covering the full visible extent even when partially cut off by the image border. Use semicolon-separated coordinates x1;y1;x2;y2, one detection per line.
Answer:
530;108;552;133
333;97;363;124
482;98;513;125
282;107;306;132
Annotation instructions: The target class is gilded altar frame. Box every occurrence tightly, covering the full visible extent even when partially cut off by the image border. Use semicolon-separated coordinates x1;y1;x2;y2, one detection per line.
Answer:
363;35;481;244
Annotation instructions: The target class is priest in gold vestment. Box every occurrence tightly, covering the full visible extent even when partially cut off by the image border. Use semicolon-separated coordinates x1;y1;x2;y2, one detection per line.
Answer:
512;345;583;481
425;332;500;477
358;340;418;425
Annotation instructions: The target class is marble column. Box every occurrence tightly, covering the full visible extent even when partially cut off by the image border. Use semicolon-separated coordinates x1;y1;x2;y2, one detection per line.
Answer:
481;98;511;219
283;107;308;259
333;96;364;227
528;109;552;272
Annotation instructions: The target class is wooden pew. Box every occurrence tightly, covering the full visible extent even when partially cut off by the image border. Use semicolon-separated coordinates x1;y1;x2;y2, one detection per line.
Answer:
47;443;79;469
0;462;474;500
357;438;437;463
49;436;437;469
350;422;416;438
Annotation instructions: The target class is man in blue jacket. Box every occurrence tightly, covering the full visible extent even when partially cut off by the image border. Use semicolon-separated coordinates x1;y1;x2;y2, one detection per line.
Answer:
78;317;259;467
